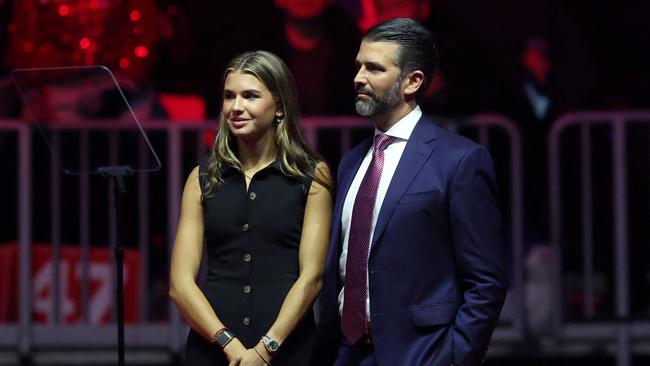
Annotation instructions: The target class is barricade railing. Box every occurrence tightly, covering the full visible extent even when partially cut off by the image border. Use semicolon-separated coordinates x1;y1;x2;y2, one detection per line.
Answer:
0;114;524;361
0;121;32;359
548;111;650;366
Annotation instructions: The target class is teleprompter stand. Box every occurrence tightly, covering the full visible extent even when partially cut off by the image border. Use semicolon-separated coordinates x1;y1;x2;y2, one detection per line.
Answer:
12;66;162;366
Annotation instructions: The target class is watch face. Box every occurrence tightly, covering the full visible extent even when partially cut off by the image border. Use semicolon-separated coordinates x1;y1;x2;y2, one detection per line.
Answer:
262;336;279;353
215;330;234;348
268;340;279;352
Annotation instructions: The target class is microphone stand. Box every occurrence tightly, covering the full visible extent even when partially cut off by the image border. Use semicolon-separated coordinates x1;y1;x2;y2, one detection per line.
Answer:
99;165;133;366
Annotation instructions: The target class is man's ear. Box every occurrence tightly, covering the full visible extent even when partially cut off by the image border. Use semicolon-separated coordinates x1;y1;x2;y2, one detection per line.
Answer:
403;70;425;98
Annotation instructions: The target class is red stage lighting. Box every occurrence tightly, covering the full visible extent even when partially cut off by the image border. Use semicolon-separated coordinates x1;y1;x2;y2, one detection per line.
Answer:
79;38;91;49
130;10;141;22
120;58;130;69
58;5;70;16
134;46;148;58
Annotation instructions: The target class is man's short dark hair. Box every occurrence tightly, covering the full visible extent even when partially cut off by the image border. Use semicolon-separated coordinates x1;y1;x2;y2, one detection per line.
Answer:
364;18;439;99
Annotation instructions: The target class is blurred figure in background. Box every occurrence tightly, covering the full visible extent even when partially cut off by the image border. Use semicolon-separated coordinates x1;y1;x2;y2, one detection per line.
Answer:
427;0;598;248
275;0;360;115
521;37;551;122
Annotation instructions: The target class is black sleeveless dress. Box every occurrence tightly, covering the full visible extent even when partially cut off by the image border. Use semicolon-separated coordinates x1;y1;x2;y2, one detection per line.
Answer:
184;160;316;365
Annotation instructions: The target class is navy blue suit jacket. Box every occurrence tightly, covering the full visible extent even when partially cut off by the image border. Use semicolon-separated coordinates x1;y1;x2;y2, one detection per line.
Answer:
313;116;508;366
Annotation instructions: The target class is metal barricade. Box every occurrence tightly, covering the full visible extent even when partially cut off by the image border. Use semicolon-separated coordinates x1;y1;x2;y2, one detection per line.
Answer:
548;111;650;366
0;120;32;361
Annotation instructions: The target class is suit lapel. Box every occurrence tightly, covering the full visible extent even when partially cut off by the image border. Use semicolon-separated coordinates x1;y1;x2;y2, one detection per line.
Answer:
337;139;372;217
371;117;438;251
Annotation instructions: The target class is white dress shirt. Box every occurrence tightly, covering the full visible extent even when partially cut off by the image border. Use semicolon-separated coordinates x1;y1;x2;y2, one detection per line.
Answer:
338;106;422;316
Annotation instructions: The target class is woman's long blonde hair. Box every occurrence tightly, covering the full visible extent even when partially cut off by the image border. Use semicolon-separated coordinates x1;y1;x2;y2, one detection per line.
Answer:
202;50;331;199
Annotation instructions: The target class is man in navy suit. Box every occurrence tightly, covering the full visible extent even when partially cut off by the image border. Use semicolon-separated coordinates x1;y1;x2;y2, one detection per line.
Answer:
313;18;508;366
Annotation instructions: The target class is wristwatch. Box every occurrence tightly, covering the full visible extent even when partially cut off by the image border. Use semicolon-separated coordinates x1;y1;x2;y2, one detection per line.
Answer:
261;335;279;354
212;328;236;349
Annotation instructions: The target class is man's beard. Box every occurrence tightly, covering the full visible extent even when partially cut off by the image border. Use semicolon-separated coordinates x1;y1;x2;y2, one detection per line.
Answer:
354;79;402;118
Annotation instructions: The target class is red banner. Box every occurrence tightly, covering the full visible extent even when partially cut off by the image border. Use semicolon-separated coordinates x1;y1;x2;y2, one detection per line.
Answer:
0;242;140;324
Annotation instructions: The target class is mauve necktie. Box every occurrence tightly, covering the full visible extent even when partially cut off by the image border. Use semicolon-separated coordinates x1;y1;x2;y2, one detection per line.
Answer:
341;133;394;344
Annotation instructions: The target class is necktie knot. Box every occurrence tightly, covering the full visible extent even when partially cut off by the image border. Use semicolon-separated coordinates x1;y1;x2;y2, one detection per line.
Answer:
374;133;394;153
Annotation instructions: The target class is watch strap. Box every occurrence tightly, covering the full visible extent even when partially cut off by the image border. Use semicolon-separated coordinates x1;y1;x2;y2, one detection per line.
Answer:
212;328;235;349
